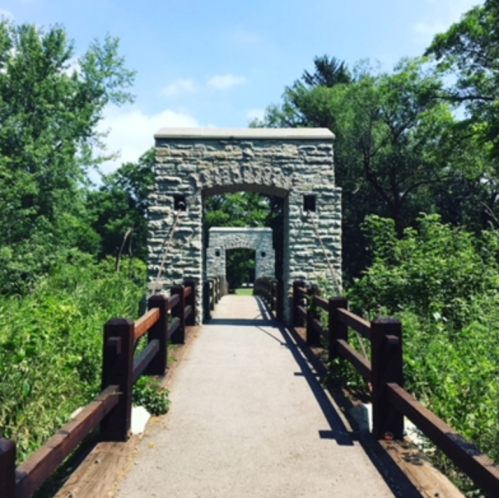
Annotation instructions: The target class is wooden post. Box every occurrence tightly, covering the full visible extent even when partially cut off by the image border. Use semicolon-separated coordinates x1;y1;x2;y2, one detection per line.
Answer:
371;317;404;440
276;279;283;322
101;318;134;441
209;280;215;311
293;280;305;327
0;439;16;498
306;285;321;345
203;281;211;321
146;295;169;375
328;297;348;362
171;285;186;344
184;278;196;326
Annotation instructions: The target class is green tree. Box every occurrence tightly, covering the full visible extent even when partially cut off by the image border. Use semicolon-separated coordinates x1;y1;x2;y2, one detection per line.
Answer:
259;57;456;277
426;0;499;156
0;20;135;293
87;149;155;262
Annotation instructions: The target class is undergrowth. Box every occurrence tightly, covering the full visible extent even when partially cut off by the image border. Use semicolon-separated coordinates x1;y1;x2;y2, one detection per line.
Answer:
0;253;146;463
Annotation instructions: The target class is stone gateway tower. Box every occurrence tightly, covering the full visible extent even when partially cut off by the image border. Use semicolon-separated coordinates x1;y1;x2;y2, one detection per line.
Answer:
148;128;341;324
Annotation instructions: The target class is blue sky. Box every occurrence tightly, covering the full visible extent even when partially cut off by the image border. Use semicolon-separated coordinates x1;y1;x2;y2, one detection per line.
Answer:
0;0;483;176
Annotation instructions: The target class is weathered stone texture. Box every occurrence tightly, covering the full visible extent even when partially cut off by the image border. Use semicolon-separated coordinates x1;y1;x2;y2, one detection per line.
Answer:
206;227;275;280
148;128;341;324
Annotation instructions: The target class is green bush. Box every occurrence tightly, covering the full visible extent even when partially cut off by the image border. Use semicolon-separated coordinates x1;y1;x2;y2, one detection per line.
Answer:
133;377;170;416
0;254;145;462
345;214;499;494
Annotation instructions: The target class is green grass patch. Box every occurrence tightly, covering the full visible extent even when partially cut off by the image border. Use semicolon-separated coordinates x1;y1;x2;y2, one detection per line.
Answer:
234;288;253;296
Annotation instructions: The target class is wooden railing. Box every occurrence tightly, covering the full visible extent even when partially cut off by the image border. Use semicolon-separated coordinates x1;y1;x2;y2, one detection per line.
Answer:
292;280;499;498
203;275;227;320
253;277;279;314
0;280;196;498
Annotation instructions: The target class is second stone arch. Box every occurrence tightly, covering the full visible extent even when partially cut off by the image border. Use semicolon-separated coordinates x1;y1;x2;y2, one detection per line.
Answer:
206;227;275;281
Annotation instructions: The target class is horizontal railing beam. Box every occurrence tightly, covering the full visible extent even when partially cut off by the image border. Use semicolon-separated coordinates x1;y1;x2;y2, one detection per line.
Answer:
312;318;327;340
336;339;372;381
132;340;160;384
337;308;371;340
134;308;160;341
387;382;499;498
168;294;180;310
16;385;119;498
168;319;180;339
313;296;329;312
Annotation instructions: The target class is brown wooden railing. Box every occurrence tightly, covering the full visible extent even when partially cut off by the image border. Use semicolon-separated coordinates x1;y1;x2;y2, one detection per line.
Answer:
0;280;196;498
203;275;227;320
292;280;499;498
253;277;280;316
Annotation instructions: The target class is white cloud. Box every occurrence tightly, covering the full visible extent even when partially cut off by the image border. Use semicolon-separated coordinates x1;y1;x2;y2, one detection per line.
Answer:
95;106;201;179
412;0;484;45
0;9;13;19
246;108;265;122
207;74;246;90
161;78;197;97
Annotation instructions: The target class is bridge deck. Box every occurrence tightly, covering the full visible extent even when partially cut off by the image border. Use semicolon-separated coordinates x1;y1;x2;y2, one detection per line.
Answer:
113;296;399;497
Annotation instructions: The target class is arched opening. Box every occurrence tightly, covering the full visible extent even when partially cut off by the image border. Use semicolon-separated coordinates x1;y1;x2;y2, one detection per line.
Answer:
202;189;284;299
149;127;340;325
225;248;255;291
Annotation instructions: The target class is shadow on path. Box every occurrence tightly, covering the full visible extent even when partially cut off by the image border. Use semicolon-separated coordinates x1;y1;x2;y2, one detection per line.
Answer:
252;296;423;498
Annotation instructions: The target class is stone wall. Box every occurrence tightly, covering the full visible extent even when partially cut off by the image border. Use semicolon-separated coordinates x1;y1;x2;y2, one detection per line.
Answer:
148;128;341;324
206;227;275;280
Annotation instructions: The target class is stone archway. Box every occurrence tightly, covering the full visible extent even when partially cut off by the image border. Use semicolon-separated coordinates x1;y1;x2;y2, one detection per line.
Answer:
148;128;341;324
207;227;275;281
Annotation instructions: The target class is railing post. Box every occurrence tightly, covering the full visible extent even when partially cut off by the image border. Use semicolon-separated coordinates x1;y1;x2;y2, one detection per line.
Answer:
276;279;283;321
0;439;16;498
101;318;134;441
371;317;404;440
145;295;169;375
171;285;186;344
293;280;306;327
209;279;215;311
271;280;276;311
203;281;211;321
328;297;348;362
306;285;321;345
184;278;196;326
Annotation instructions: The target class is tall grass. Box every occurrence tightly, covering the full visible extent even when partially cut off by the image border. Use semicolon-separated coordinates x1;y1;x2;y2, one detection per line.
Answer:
0;253;145;462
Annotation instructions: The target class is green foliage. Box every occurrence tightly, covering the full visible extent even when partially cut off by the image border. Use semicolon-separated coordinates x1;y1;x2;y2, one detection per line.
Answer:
0;19;135;294
350;214;499;327
426;0;499;156
87;148;155;261
0;255;145;462
348;215;499;493
133;377;170;416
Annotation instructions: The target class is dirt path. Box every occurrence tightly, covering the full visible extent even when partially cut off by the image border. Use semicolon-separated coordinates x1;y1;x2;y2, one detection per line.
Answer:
113;295;398;498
